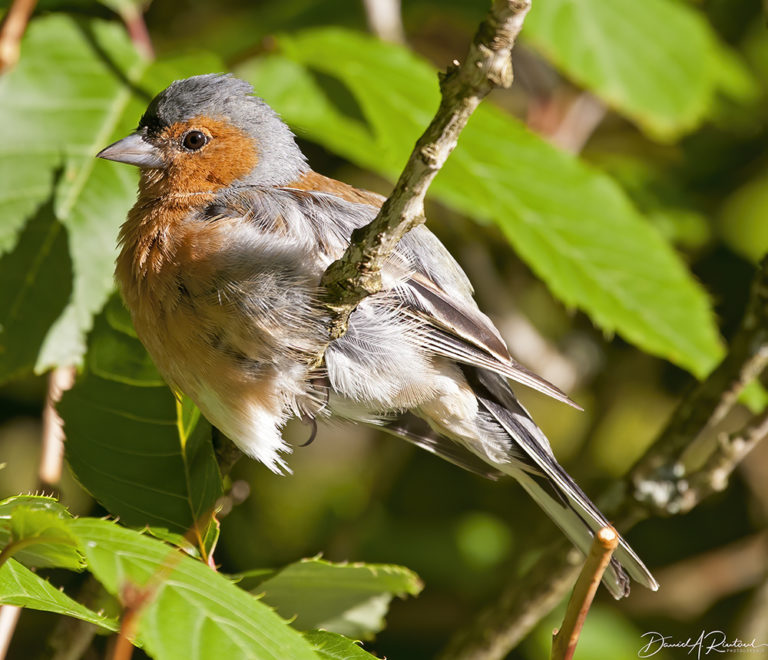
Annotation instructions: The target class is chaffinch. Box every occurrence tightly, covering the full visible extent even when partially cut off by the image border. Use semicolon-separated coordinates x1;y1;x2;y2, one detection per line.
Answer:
97;74;657;597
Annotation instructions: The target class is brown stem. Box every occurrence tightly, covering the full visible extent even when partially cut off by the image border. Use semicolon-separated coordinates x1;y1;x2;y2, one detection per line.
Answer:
545;92;606;154
679;411;768;510
109;550;182;660
39;366;75;491
118;5;154;60
317;0;531;351
0;0;37;72
111;607;138;660
616;255;768;522
551;528;619;660
0;606;20;660
363;0;406;44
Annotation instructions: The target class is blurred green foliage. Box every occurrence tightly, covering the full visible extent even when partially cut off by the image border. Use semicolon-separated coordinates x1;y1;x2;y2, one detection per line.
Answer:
1;0;767;658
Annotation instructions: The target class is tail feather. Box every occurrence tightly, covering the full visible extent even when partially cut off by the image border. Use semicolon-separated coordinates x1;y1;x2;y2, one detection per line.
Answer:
471;372;658;598
513;469;654;598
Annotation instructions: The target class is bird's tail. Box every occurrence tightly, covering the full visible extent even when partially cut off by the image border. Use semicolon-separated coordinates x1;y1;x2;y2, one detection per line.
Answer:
512;466;657;598
471;371;658;599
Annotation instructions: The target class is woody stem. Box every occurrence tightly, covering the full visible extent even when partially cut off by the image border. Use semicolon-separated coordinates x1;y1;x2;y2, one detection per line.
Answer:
317;0;532;353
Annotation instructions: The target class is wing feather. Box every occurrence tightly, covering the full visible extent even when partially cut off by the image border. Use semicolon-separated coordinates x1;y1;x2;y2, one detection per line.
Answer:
399;273;581;409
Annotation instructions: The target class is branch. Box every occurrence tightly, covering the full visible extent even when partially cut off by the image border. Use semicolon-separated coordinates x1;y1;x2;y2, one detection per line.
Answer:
318;0;532;345
0;606;20;660
551;527;619;660
620;255;768;520
540;92;606;154
117;4;154;60
440;255;768;660
39;366;75;491
362;0;406;44
678;411;768;509
0;0;37;72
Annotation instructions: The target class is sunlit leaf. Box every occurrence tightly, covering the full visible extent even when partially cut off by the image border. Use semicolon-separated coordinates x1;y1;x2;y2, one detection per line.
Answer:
0;496;83;571
254;557;422;639
0;199;72;381
70;518;321;660
239;29;724;377
0;558;117;631
523;0;755;139
305;630;380;659
60;309;223;541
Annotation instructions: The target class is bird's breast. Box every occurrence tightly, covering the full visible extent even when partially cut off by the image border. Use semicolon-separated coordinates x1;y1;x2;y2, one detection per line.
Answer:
115;196;323;397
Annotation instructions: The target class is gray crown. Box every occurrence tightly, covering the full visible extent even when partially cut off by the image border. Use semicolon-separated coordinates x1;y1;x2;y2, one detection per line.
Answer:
140;74;308;186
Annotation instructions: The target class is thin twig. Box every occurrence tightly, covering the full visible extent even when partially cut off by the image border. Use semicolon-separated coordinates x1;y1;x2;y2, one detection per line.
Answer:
118;5;154;60
363;0;406;44
619;255;768;520
551;527;619;660
111;584;148;660
39;366;75;491
0;0;37;72
440;256;768;660
317;0;532;349
0;606;20;660
680;411;768;511
545;92;606;154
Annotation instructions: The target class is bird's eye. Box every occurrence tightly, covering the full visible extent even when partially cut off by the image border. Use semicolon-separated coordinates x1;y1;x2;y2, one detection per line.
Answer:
181;130;208;151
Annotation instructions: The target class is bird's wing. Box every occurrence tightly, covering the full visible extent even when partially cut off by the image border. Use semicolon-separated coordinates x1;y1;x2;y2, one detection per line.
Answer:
271;175;578;407
382;412;505;480
395;270;579;408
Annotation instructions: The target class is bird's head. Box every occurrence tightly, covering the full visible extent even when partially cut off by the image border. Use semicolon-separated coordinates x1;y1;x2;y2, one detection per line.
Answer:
97;74;308;193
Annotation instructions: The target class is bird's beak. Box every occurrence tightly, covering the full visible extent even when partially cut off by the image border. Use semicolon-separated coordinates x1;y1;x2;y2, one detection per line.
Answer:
97;133;164;169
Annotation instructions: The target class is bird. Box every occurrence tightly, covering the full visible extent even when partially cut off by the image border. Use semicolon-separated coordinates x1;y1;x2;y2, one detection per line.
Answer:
97;73;658;598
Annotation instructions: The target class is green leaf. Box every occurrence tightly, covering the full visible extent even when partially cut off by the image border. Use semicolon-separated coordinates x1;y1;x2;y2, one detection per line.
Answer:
305;630;380;659
523;0;754;139
0;558;118;631
69;518;320;660
0;495;68;518
255;557;422;639
60;309;223;541
239;29;724;377
88;295;163;386
0;14;223;379
0;197;72;381
0;496;83;571
0;15;144;375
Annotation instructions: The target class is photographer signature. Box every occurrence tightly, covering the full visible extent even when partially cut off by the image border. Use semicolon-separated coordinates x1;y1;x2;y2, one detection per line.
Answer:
639;631;768;658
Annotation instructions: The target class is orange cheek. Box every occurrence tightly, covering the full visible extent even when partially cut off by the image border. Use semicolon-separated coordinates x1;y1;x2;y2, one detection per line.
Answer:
162;116;259;194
